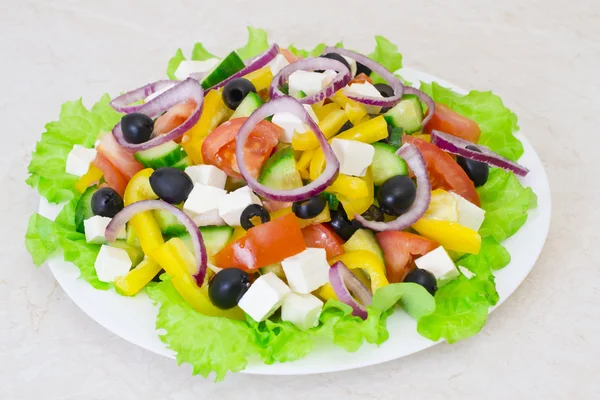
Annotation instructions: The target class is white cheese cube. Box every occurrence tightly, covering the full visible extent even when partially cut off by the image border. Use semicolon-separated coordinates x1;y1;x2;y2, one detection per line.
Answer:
218;186;262;226
342;56;357;76
174;59;220;81
288;70;327;97
84;216;125;244
281;248;330;294
238;272;291;322
330;138;375;177
189;209;226;227
415;246;459;282
94;245;132;283
321;69;338;87
183;184;227;216
343;82;383;114
65;145;97;177
184;165;227;189
271;112;307;143
268;53;290;76
281;293;323;331
450;192;486;232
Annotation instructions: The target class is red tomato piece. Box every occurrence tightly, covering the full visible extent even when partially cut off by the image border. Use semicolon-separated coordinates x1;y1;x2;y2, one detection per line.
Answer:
153;100;197;139
376;231;438;283
403;135;480;206
92;153;127;197
425;103;481;143
349;73;373;85
96;133;143;180
301;223;345;259
214;213;306;271
201;118;281;179
280;48;302;63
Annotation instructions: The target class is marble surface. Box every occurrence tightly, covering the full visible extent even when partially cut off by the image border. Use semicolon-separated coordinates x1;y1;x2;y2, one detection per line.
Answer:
1;0;599;398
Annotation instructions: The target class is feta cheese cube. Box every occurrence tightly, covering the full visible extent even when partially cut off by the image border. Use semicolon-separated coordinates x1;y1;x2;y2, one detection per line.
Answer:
183;184;227;216
341;56;357;76
330;138;375;177
343;82;383;114
65;145;97;177
238;272;291;322
281;248;330;294
450;192;486;232
271;106;318;143
174;59;220;81
288;70;328;97
94;245;132;282
184;165;227;189
268;53;290;75
189;209;226;227
218;186;262;226
415;246;459;282
84;216;125;244
281;293;323;331
321;69;338;87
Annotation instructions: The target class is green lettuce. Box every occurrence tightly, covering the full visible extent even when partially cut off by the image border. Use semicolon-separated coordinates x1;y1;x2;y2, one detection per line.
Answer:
26;94;121;204
288;41;343;58
236;27;270;60
420;81;523;161
368;35;403;84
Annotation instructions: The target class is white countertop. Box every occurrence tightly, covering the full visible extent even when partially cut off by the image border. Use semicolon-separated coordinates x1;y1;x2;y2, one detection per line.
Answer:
1;0;599;398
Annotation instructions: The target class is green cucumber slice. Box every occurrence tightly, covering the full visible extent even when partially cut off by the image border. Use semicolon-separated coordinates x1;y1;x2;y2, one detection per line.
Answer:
388;127;404;150
383;94;424;134
134;141;187;169
371;142;408;185
258;147;302;190
109;240;144;267
176;226;234;257
153;209;187;236
126;224;140;247
230;92;264;119
260;263;286;281
343;229;385;265
201;51;245;90
172;156;194;171
74;185;99;233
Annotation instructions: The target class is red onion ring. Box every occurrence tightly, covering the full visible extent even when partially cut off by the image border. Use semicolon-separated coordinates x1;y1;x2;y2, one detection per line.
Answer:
269;58;351;105
322;47;404;108
110;80;179;114
431;130;530;176
329;261;373;320
205;44;280;91
112;78;204;151
403;86;435;127
105;200;208;286
354;144;431;231
235;96;339;202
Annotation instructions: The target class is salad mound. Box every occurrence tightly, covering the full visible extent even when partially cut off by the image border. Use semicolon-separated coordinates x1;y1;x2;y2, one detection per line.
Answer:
25;27;537;380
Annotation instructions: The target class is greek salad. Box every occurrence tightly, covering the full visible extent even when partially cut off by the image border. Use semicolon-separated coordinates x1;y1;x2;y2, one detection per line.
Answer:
26;28;537;380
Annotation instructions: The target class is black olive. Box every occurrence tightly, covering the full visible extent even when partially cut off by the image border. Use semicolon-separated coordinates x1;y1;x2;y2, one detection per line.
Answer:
457;146;489;187
374;83;394;98
208;268;251;310
121;113;154;144
351;205;385;229
316;53;351;73
222;78;257;110
292;196;326;219
378;175;417;216
329;206;357;241
91;187;124;218
404;268;438;296
149;167;193;204
338;120;354;134
240;204;270;230
355;62;372;77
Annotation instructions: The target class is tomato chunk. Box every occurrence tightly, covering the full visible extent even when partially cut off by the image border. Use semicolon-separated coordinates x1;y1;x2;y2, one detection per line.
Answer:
425;103;481;143
92;153;127;197
376;231;438;283
96;133;143;180
301;223;345;259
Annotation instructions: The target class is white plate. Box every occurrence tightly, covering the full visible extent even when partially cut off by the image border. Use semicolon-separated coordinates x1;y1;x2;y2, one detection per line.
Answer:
40;68;551;375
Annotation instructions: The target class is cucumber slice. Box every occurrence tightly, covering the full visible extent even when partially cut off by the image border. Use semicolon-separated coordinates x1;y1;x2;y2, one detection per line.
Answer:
343;229;385;265
109;240;144;267
258;147;303;190
172;156;194;171
383;94;424;134
371;142;408;185
153;209;187;236
323;192;339;211
176;226;234;257
134;141;187;169
126;224;140;247
201;51;245;90
230;92;264;119
260;263;286;281
388;127;404;150
74;185;99;233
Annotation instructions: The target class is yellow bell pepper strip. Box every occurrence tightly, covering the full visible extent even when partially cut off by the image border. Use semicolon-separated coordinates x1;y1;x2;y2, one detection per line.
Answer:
152;238;245;319
75;164;103;193
413;133;431;142
181;89;232;164
424;189;459;221
114;258;162;296
229;226;247;243
412;218;482;254
335;115;388;143
309;147;327;181
270;206;331;228
291;110;349;151
313;102;342;121
327;174;369;199
296;148;315;173
337;168;374;219
243;66;273;92
330;91;368;125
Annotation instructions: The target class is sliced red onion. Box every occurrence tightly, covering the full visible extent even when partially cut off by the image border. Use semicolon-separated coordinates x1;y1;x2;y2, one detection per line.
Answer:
236;96;339;202
112;78;204;151
431;130;530;176
322;47;404;108
110;80;179;114
329;261;373;320
205;44;279;91
105;200;208;286
269;58;351;105
354;144;431;231
403;86;435;127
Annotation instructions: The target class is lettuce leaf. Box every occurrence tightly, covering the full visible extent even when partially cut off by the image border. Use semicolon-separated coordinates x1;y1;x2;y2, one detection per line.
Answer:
288;41;343;58
26;94;121;203
368;35;403;84
420;81;523;161
166;49;186;80
236;27;269;60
